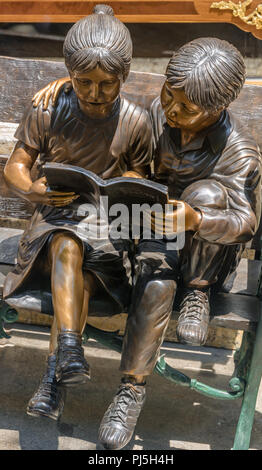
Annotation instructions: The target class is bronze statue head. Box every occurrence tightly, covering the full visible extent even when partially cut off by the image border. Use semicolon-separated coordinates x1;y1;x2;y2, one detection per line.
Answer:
161;38;246;133
63;4;133;118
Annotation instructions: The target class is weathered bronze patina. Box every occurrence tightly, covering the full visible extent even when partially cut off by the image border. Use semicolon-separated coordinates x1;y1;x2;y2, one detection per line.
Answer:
103;37;261;449
121;38;261;375
4;14;262;451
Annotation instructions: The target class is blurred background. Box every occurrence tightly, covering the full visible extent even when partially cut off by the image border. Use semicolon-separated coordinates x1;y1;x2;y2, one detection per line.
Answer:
0;22;262;76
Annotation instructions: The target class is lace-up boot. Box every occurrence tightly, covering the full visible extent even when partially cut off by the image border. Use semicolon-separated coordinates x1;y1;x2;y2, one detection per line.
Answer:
56;331;90;386
27;354;65;420
176;288;210;346
99;382;146;450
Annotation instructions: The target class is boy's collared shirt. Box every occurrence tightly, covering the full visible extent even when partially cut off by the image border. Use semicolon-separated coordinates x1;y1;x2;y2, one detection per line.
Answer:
150;97;262;245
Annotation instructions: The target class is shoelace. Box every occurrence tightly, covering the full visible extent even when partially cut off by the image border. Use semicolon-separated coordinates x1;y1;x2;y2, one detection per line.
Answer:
119;383;141;398
34;366;58;398
105;384;142;426
58;343;84;361
35;382;58;399
180;291;209;321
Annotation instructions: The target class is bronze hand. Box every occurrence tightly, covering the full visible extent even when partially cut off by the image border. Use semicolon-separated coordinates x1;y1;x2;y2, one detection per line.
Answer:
145;199;202;236
4;142;78;206
29;177;79;207
32;77;72;110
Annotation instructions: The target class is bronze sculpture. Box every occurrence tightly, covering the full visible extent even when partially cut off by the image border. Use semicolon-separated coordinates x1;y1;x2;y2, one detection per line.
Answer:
3;4;152;422
112;37;261;450
4;7;262;450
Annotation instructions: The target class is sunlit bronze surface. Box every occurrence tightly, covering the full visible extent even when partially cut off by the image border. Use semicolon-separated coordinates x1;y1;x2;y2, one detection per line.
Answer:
120;37;261;373
1;0;262;452
3;17;262;398
3;7;152;358
70;66;122;120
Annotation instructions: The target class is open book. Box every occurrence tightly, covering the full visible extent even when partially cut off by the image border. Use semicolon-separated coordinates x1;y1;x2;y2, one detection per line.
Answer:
43;162;169;209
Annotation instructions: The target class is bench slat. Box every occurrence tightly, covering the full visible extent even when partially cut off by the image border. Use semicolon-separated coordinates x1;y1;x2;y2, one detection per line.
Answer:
209;293;260;331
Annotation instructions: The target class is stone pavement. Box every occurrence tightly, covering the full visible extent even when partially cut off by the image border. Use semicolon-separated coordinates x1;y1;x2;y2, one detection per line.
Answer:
0;322;262;451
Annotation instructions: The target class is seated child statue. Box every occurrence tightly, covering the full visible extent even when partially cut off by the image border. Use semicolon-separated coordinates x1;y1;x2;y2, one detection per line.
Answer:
3;5;152;422
14;37;262;450
98;37;261;450
109;37;261;450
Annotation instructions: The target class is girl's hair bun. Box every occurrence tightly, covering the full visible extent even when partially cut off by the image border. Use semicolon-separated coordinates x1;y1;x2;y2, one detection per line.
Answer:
92;4;114;16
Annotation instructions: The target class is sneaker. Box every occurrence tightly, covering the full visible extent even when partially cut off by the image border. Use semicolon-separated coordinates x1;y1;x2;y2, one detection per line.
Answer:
56;331;90;387
176;288;210;346
99;382;146;450
27;354;65;420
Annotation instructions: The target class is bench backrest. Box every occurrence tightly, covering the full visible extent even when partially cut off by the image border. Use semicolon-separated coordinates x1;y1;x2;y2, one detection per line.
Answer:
0;56;262;248
1;56;262;137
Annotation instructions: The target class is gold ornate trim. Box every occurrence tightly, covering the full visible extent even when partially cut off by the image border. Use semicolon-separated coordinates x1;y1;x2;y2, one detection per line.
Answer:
211;0;262;29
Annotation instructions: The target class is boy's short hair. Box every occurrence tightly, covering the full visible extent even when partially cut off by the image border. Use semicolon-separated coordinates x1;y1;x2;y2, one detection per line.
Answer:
63;4;132;81
166;37;246;112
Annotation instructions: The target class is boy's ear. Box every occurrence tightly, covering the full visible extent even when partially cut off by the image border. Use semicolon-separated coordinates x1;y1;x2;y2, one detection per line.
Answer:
210;106;225;117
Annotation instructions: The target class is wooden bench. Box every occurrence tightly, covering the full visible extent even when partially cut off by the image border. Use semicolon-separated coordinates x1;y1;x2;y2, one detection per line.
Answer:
0;0;262;40
0;55;262;450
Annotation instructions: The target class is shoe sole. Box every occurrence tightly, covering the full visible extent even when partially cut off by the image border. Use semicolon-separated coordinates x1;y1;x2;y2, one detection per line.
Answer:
100;439;132;451
176;331;208;347
99;428;133;451
26;407;61;421
57;371;90;387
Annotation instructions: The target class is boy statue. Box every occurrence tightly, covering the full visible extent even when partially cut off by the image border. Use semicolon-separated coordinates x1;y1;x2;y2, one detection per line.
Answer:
99;37;261;449
7;32;262;450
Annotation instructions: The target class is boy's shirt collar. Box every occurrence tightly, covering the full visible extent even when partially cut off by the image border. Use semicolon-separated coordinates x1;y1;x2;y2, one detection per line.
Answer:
167;110;231;155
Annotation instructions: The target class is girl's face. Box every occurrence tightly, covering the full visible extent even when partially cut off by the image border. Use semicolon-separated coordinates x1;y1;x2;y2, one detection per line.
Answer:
161;82;221;133
71;65;122;119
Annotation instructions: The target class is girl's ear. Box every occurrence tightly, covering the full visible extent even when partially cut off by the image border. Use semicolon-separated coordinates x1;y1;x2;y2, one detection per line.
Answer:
119;76;125;89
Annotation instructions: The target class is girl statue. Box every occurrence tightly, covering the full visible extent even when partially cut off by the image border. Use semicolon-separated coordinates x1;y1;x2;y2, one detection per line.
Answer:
3;4;152;433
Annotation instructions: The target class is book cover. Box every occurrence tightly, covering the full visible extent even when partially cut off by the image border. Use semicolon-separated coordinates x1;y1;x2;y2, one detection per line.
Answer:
43;162;169;209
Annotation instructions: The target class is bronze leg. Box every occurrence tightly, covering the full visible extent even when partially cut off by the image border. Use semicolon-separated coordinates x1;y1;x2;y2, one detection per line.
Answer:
180;178;233;288
48;232;84;333
177;179;240;345
120;278;177;377
28;239;97;417
98;277;176;452
44;231;98;386
48;317;58;355
48;267;97;355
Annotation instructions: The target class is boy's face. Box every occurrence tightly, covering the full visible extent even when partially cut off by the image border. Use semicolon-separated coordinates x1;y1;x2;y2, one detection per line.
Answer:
70;65;122;119
161;82;221;133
